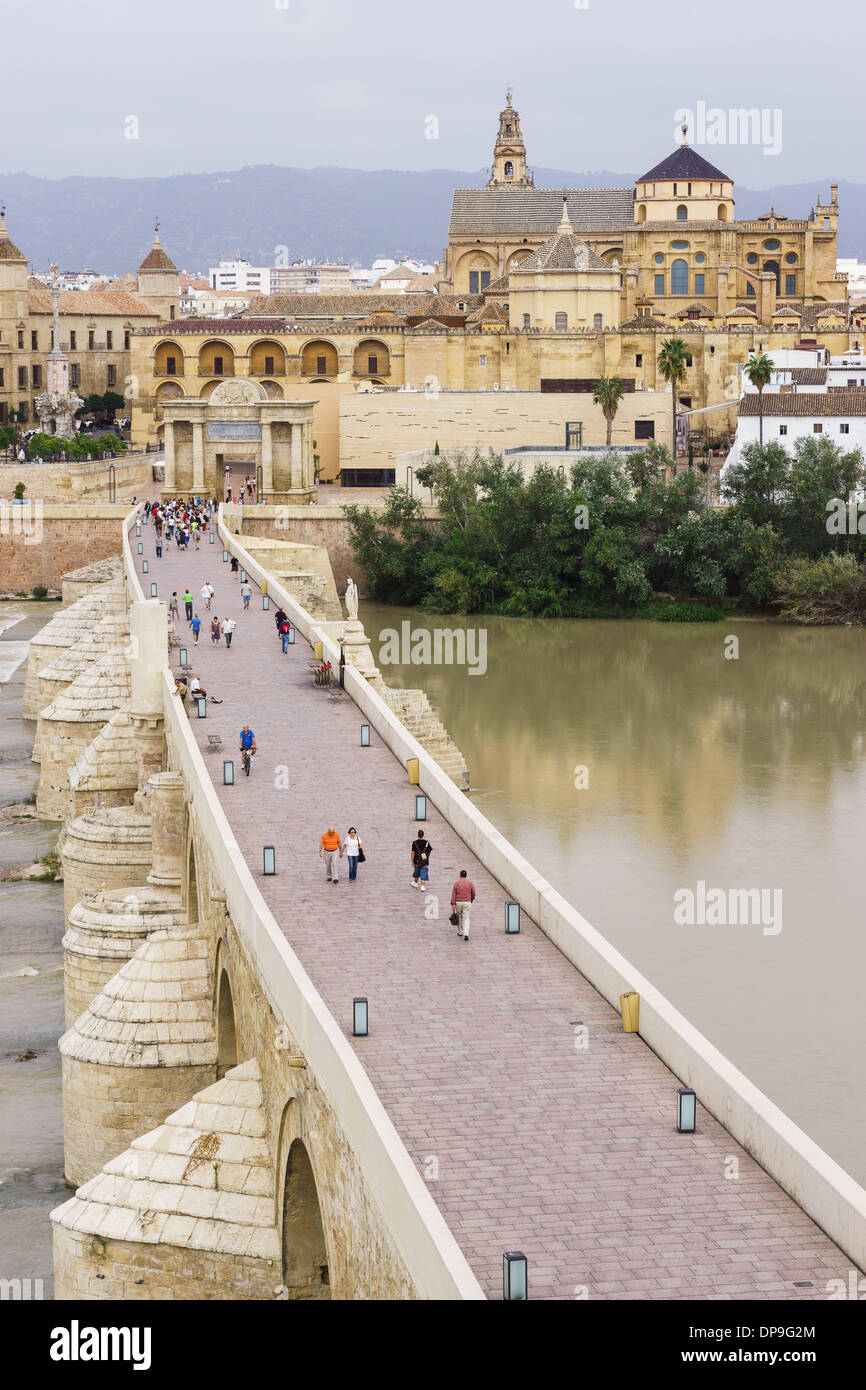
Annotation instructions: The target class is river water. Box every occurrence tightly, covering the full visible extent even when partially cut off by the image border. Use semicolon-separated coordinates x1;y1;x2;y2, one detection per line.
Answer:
0;601;66;1299
365;605;866;1189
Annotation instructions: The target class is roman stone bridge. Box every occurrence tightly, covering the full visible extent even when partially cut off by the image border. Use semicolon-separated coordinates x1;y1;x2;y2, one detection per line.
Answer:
35;508;866;1299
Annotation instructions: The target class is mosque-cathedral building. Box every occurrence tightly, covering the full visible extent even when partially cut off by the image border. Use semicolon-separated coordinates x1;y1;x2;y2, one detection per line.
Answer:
2;93;861;481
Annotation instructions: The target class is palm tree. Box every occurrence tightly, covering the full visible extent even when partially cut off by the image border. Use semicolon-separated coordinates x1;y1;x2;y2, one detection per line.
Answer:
592;376;625;448
744;352;775;447
657;337;690;468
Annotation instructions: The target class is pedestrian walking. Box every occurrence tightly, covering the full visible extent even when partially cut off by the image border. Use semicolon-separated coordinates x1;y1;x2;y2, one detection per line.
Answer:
155;537;163;559
183;589;194;621
223;616;236;648
169;591;179;619
191;612;202;645
319;826;343;883
274;606;287;635
210;616;222;647
230;556;239;581
201;581;214;611
450;869;476;941
344;827;364;881
280;618;293;653
410;833;432;891
241;581;251;610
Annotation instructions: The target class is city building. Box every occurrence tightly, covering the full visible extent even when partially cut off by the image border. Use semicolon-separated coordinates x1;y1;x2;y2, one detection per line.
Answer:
270;262;353;295
0;217;179;426
209;258;271;294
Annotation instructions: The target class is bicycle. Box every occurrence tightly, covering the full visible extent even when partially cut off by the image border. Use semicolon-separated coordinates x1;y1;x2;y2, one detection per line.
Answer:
242;746;256;776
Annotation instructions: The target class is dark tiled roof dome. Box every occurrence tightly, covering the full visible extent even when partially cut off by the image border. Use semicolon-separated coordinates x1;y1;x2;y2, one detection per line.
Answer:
138;230;177;273
638;144;731;184
0;212;26;261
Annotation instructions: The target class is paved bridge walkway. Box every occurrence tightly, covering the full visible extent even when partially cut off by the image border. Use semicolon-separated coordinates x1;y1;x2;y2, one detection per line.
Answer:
142;523;854;1300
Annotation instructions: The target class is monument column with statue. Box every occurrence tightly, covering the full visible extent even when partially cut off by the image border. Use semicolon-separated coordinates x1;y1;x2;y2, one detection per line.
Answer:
35;264;84;438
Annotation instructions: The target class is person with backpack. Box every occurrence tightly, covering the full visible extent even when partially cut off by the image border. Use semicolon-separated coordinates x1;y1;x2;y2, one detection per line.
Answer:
279;617;293;654
410;833;432;892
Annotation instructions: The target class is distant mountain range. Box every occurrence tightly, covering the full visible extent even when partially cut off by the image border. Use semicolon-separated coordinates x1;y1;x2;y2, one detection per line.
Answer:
2;165;864;277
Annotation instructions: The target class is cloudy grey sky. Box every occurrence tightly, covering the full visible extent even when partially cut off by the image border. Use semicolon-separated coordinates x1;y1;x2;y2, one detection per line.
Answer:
3;0;862;185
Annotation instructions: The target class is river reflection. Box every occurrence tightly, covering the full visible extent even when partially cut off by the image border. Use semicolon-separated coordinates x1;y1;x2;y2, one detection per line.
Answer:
365;606;866;1187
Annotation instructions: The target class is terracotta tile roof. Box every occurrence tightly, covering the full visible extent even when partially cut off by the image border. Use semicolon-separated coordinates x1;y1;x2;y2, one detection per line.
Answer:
465;302;508;324
0;218;26;261
772;302;802;317
483;274;510;294
740;391;866;417
727;303;759;318
789;368;827;385
408;318;450;333
674;302;717;319
619;314;668;330
139;317;289;336
355;311;406;329
510;224;614;273
138;238;177;273
800;301;847;329
27;279;156;317
449;187;634;236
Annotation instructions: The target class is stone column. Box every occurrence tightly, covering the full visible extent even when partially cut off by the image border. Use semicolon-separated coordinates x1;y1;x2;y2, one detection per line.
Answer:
192;420;205;492
146;771;185;890
290;422;303;490
261;419;274;494
129;601;167;796
717;267;729;317
164;421;176;490
625;268;638;319
759;271;776;326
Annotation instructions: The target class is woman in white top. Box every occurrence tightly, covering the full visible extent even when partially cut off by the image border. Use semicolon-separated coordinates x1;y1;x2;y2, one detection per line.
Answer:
344;828;363;882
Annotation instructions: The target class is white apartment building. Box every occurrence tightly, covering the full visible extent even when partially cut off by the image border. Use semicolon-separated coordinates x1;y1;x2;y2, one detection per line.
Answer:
209;258;271;293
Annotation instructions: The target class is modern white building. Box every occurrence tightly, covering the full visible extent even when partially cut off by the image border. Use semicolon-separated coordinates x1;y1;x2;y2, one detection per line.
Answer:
209;258;271;293
724;391;866;470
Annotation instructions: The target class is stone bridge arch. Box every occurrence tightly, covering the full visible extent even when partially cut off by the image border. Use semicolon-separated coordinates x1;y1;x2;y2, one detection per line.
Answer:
276;1102;332;1300
214;940;239;1081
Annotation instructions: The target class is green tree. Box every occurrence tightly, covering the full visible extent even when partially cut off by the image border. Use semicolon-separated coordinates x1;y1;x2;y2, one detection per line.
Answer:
102;390;125;417
592;376;625;448
81;393;105;415
656;338;690;465
743;352;775;447
720;441;790;528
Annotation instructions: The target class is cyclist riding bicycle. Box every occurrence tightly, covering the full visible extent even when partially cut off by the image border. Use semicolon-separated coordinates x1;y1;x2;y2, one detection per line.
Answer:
239;725;257;774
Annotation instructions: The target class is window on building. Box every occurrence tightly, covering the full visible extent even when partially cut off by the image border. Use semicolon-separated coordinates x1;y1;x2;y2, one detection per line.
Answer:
593;313;603;330
213;355;224;375
88;330;95;349
670;259;688;295
676;205;687;222
124;331;130;350
694;274;705;295
747;253;758;265
785;252;798;264
504;161;514;178
469;270;492;294
70;364;79;387
654;273;665;295
31;331;37;350
479;355;487;367
635;420;655;439
779;425;787;435
695;253;705;263
0;402;5;423
813;423;823;433
107;365;116;387
685;354;692;367
840;423;850;434
0;368;4;387
17;330;24;349
555;312;568;332
687;183;692;195
316;355;327;374
70;330;76;349
18;366;27;389
367;355;378;374
264;355;275;375
31;365;41;387
746;283;756;297
170;305;175;320
106;331;113;349
166;355;176;376
654;253;664;264
565;422;582;449
673;184;678;195
785;274;796;296
635;353;643;367
522;313;531;330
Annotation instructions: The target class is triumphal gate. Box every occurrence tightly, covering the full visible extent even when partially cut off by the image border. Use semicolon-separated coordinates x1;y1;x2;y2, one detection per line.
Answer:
162;379;316;502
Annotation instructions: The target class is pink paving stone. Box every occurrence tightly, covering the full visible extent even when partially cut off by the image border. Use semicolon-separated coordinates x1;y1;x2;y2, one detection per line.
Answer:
143;528;864;1301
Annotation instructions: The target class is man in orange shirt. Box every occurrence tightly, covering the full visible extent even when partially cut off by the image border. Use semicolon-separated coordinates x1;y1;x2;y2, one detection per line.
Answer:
319;826;343;883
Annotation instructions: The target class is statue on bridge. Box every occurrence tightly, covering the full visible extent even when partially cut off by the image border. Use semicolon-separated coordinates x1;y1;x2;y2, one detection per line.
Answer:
344;577;359;622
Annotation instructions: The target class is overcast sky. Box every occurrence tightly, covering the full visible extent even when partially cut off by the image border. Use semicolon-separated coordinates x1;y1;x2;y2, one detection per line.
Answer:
2;0;862;186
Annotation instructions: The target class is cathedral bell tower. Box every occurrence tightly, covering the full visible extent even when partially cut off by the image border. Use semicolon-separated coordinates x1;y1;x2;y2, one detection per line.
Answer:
487;89;534;188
